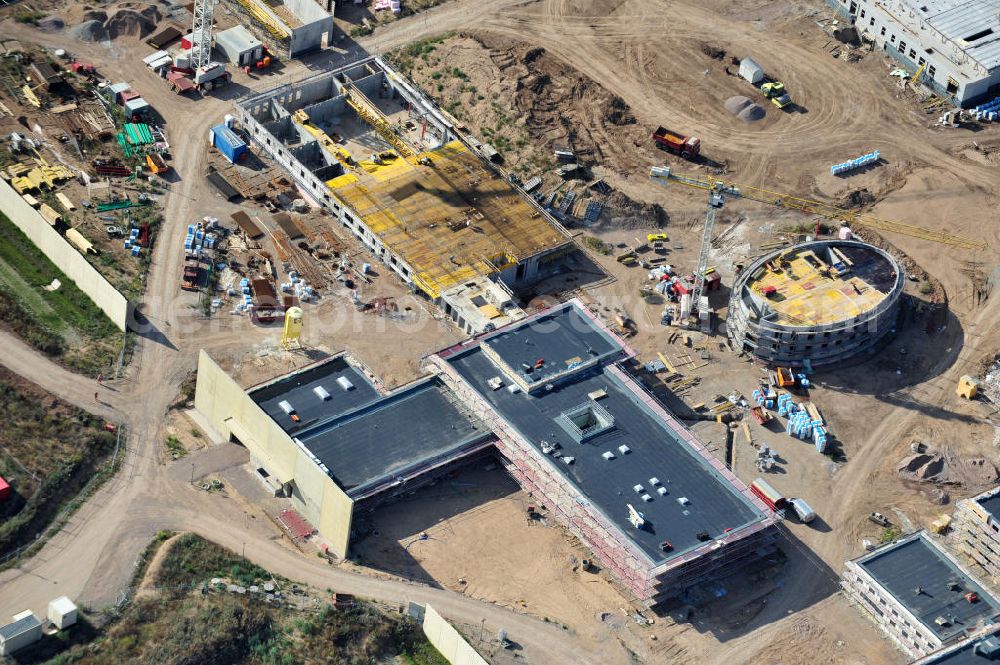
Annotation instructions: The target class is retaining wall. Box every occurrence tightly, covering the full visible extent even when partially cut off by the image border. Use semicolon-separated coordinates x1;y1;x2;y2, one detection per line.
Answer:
421;605;489;665
0;179;129;330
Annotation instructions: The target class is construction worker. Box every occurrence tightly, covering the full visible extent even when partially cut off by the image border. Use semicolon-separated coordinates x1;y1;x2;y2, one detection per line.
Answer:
94;392;99;403
97;372;104;386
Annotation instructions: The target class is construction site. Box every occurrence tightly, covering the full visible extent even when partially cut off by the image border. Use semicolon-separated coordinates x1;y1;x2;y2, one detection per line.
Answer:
4;0;1000;663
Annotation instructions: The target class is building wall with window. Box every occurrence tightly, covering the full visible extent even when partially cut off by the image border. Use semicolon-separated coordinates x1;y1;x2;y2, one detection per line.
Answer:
826;0;1000;106
953;489;1000;583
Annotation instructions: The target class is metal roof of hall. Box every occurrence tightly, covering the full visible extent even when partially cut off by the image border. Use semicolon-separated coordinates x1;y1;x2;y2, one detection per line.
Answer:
440;303;767;564
854;532;1000;643
918;0;1000;71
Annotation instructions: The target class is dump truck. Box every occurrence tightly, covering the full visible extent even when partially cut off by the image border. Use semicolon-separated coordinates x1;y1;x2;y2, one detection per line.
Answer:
761;82;792;109
146;153;169;175
652;127;701;159
181;260;201;291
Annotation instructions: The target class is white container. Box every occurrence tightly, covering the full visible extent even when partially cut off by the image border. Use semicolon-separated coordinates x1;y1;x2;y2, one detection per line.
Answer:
739;57;764;85
789;497;816;523
47;597;78;630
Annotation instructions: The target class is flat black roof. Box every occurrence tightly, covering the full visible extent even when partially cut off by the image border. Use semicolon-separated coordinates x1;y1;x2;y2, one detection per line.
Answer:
443;326;766;564
479;303;622;388
976;491;1000;520
920;627;1000;664
250;356;382;434
856;533;1000;643
296;378;490;496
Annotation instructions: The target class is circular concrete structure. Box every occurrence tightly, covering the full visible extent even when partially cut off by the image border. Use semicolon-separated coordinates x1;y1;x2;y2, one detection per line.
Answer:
728;240;905;367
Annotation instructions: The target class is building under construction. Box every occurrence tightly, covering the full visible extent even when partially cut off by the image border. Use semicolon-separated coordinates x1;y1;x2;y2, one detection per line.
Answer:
727;239;905;366
234;56;575;334
194;300;779;606
220;0;333;59
842;531;1000;659
952;485;1000;585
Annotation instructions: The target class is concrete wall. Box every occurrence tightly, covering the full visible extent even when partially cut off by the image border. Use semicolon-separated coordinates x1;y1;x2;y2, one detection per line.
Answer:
289;16;333;58
0;179;129;331
421;604;489;665
193;351;355;557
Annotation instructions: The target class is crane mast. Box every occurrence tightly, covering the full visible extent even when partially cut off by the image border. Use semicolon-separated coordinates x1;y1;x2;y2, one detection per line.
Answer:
190;0;215;71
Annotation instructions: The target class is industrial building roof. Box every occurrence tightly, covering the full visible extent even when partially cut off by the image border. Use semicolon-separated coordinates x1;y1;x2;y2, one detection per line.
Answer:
294;377;491;496
916;627;1000;664
975;488;1000;520
216;25;262;55
440;303;767;564
743;243;897;326
249;356;490;496
854;532;1000;643
920;0;1000;71
250;356;381;434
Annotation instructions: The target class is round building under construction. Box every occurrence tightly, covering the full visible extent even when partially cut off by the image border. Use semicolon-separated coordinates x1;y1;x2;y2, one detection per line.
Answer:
727;240;905;367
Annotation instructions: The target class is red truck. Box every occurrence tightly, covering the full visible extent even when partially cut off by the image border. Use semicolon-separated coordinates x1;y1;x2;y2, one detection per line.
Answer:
652;126;701;159
181;260;201;291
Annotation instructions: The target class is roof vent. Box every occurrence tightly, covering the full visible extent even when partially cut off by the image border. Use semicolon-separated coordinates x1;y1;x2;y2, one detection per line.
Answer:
278;400;295;414
601;451;616;461
487;376;504;390
677;497;690;506
633;484;644;493
641;494;652;502
336;376;355;391
657;486;668;496
649;477;661;486
313;386;331;400
934;616;951;627
618;444;631;455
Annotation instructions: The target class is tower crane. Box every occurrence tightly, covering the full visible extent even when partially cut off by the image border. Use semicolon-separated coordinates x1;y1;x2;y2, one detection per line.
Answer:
189;0;227;86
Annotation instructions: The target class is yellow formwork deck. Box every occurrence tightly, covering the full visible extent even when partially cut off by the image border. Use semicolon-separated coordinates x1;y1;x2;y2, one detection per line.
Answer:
330;140;567;298
747;249;888;326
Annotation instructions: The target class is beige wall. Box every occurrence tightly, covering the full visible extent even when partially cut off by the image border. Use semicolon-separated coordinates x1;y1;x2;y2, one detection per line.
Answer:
193;350;354;557
0;179;128;330
422;605;489;665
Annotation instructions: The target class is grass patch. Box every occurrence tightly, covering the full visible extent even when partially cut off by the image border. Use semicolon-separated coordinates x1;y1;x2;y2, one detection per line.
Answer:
879;525;902;543
13;8;46;24
38;534;449;665
582;236;611;254
0;369;118;563
0;212;120;373
164;435;187;459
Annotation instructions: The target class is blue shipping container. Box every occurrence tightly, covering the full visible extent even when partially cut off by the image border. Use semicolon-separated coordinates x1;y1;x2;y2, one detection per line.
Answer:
211;124;247;163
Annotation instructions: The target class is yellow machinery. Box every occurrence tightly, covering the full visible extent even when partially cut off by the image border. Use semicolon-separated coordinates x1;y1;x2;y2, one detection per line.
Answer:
911;62;927;86
344;84;416;159
649;166;987;250
957;374;980;400
233;0;288;39
281;306;303;350
292;109;353;166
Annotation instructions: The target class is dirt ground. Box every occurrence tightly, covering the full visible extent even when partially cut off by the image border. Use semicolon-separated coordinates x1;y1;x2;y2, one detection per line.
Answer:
1;0;1000;663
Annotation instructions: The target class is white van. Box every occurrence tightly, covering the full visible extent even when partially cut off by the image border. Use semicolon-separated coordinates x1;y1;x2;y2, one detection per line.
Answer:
789;498;816;524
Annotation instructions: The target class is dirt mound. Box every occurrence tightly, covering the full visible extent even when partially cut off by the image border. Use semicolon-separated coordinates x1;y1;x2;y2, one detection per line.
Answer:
106;7;161;39
603;96;635;126
737;104;765;122
603;190;668;229
36;16;65;32
724;96;752;114
842;188;876;208
701;43;726;60
83;10;108;22
70;20;108;42
898;452;998;486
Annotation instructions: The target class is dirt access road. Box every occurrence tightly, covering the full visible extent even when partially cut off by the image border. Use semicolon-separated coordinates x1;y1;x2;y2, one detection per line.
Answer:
0;15;627;665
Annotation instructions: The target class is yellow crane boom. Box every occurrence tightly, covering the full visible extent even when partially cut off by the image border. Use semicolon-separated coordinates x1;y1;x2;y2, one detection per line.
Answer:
344;84;416;159
649;166;986;250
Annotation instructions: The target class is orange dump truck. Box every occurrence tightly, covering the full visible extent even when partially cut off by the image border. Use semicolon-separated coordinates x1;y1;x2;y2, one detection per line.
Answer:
652;126;701;159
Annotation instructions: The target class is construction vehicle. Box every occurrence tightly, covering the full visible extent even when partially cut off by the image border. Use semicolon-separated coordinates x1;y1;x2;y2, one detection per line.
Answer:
189;0;227;87
181;259;201;291
647;232;669;243
648;166;986;250
652;126;701;159
750;405;771;424
868;512;890;527
145;153;169;175
761;81;792;109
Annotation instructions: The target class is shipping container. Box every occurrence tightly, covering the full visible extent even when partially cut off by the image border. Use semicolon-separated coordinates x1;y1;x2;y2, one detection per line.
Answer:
789;497;816;523
750;478;785;511
210;124;247;164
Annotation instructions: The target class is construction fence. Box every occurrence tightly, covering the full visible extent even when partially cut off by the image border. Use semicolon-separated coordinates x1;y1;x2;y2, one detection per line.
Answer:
421;604;489;665
0;179;129;330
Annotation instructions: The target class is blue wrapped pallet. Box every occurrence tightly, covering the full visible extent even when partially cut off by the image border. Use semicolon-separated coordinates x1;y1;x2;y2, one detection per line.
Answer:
210;124;247;164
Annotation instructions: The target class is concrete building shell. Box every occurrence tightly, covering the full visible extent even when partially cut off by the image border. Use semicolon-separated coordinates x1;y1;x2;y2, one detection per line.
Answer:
220;0;332;59
953;486;1000;584
234;56;574;335
727;240;905;367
